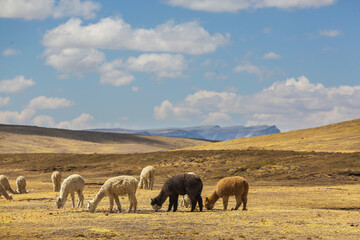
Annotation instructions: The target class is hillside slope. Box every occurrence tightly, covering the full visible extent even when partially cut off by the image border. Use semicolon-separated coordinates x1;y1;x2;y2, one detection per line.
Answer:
186;118;360;153
0;124;209;154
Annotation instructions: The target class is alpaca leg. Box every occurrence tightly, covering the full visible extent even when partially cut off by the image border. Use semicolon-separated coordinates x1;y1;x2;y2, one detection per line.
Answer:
241;194;247;211
144;179;148;189
168;195;175;212
197;195;203;212
180;196;185;207
173;195;179;212
128;194;137;213
138;178;143;189
222;196;229;210
71;192;75;208
232;194;243;210
150;177;154;190
190;195;197;212
108;194;114;213
77;190;84;208
114;195;121;213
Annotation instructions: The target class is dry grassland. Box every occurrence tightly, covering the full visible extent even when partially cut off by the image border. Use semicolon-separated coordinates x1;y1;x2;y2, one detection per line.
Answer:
1;150;360;239
1;180;359;239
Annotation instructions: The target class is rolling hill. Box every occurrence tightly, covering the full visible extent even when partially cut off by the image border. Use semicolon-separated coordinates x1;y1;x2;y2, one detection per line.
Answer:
186;118;360;153
0;124;210;154
91;124;280;141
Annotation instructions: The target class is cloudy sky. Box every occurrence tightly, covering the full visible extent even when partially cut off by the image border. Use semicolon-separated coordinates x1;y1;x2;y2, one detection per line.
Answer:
0;0;359;132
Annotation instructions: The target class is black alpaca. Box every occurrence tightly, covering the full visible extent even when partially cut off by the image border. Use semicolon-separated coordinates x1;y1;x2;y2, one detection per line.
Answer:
151;174;203;212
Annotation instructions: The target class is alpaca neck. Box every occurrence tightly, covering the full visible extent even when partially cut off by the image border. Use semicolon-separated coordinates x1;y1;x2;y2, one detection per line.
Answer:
156;190;168;206
90;190;106;207
208;191;220;204
59;188;69;206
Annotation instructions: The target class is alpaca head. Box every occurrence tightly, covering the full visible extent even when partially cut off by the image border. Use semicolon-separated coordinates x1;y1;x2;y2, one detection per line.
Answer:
151;198;162;212
204;197;214;210
87;201;96;213
56;197;63;208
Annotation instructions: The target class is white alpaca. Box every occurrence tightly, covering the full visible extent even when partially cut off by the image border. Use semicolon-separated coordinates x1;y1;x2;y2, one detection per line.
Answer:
138;166;155;190
180;172;197;208
16;176;29;194
0;184;12;200
56;174;85;209
0;175;16;194
87;176;138;213
51;171;61;192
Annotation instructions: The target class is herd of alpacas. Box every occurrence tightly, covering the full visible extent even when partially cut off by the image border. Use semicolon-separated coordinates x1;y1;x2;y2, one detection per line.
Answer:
0;166;249;213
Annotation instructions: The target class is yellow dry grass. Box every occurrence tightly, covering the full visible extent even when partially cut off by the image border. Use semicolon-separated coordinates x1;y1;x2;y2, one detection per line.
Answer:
1;180;359;239
186;118;360;153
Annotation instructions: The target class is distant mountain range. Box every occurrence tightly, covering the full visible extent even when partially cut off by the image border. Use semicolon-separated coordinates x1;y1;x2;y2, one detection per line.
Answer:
90;125;280;141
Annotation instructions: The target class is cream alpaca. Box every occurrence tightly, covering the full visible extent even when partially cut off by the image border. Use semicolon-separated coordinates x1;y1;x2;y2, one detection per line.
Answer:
180;172;196;208
56;174;85;209
0;175;16;194
87;176;138;213
138;166;155;190
16;176;29;194
204;176;249;211
51;171;61;192
0;184;12;200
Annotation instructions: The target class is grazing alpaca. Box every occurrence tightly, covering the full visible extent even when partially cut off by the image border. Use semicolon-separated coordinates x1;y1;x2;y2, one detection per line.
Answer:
138;166;155;190
180;172;196;208
87;176;138;213
0;175;16;194
56;174;85;209
151;174;203;212
0;184;12;200
16;176;29;194
204;176;249;211
51;171;61;192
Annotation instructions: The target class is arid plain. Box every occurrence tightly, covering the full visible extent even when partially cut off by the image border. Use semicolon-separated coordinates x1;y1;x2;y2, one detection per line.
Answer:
0;119;359;239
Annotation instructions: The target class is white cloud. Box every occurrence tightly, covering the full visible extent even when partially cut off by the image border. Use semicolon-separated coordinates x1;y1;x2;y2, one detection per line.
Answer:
153;100;201;121
0;97;10;107
44;48;105;73
31;113;94;129
27;96;74;110
203;112;231;123
0;76;35;93
125;54;187;79
53;0;101;19
319;29;341;37
31;115;56;127
165;0;337;12
0;0;100;20
153;76;360;131
131;86;139;92
263;52;280;59
99;62;134;87
204;72;228;81
233;62;272;81
43;17;229;55
57;113;94;129
2;48;21;56
263;27;272;34
0;109;36;124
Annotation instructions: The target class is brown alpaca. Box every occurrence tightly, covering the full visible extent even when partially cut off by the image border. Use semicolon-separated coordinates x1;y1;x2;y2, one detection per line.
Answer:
204;176;248;211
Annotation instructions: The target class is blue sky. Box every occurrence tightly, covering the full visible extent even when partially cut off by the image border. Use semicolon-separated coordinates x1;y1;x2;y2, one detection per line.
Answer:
0;0;359;132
